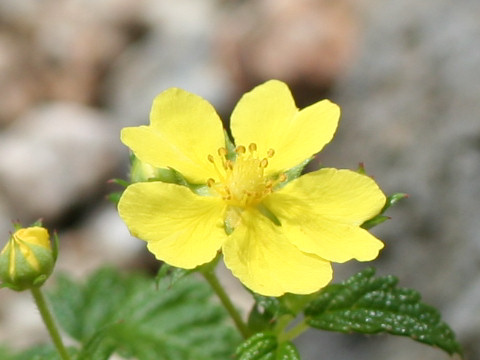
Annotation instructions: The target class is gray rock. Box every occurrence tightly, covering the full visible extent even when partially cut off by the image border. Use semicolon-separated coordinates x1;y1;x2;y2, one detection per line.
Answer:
302;0;480;358
104;0;232;127
0;102;124;223
54;204;145;278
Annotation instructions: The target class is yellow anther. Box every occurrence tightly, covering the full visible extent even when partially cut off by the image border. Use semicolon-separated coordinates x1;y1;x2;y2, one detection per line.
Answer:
207;143;283;207
236;145;246;154
218;147;227;157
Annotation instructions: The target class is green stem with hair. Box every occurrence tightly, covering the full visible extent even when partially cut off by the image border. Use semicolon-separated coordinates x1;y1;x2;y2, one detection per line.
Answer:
30;287;71;360
200;265;250;339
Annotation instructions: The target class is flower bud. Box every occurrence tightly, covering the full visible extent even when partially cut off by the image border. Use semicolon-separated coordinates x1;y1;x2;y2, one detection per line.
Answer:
0;226;56;291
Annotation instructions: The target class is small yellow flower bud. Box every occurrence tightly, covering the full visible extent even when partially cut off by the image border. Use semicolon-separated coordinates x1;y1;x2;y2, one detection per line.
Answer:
0;226;56;291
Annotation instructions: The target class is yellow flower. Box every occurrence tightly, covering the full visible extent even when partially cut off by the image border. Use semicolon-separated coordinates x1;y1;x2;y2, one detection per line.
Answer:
0;226;55;291
118;80;386;296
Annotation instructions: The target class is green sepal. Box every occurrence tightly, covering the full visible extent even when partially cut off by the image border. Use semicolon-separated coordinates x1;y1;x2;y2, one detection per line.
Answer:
106;191;122;205
109;178;130;188
356;162;367;174
248;295;292;333
224;129;236;161
257;204;282;226
155;263;194;288
247;292;319;334
247;304;275;334
254;294;293;318
52;231;59;262
32;274;48;287
153;167;186;184
31;219;43;227
107;179;130;205
275;157;313;191
280;293;319;316
144;167;188;185
382;192;408;212
235;332;300;360
0;282;19;291
151;167;211;196
362;192;408;229
304;267;463;357
361;215;390;230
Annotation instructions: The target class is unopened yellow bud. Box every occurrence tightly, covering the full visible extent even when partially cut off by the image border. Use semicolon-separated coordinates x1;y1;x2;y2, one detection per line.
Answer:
0;226;56;291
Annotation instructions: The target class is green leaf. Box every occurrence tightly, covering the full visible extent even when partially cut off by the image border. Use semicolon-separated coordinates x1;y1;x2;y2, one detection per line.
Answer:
48;267;240;360
235;332;300;360
276;342;302;360
304;268;462;356
0;347;14;360
0;345;77;360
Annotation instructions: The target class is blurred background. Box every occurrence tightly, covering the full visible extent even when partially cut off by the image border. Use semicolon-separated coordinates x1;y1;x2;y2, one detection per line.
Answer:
0;0;479;359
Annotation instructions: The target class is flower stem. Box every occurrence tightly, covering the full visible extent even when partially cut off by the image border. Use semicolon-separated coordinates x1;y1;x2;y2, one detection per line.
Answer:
279;318;309;342
30;287;71;360
201;268;250;339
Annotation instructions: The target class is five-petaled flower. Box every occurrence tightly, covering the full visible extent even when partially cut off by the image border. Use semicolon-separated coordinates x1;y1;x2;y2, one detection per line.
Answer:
118;80;386;296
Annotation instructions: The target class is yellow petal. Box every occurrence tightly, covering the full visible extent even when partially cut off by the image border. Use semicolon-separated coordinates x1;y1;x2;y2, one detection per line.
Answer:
273;168;386;224
263;168;385;263
121;88;225;184
223;208;332;296
118;182;227;269
281;217;383;263
15;227;50;249
230;80;340;174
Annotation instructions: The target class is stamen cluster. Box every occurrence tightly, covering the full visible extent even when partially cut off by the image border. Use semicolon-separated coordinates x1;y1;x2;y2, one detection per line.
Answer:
207;143;285;207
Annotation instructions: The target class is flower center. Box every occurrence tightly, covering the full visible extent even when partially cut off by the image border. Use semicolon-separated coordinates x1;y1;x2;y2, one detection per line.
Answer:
207;143;286;207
